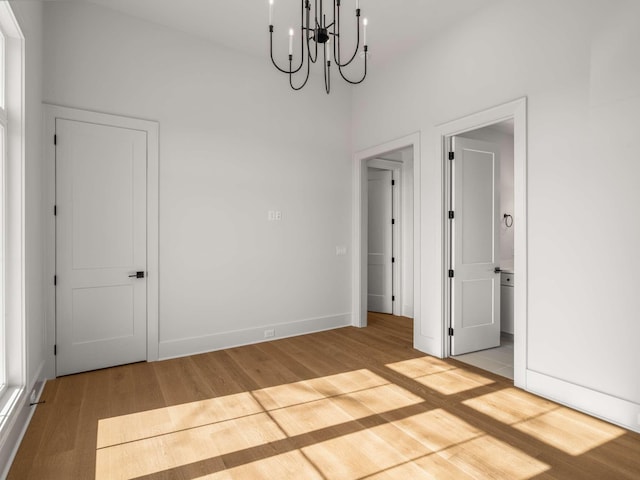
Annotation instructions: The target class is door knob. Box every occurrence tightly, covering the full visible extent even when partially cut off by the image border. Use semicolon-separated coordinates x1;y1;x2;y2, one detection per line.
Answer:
128;271;145;278
494;267;502;274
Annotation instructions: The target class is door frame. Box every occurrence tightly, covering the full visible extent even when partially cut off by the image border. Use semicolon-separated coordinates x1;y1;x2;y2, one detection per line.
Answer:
438;97;527;388
366;160;401;315
353;132;420;330
44;104;160;377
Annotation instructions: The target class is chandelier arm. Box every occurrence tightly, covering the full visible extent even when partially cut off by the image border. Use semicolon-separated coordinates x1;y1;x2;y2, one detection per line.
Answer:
337;45;367;84
333;6;361;67
289;53;311;91
269;28;304;74
298;0;306;62
306;2;318;64
332;0;340;64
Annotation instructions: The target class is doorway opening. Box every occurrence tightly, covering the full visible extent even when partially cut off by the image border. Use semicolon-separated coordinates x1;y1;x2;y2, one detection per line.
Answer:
448;120;515;379
439;98;527;388
353;133;419;344
366;155;403;316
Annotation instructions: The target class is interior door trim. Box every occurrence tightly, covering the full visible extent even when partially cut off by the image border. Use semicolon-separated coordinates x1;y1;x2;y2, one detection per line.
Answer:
44;104;160;377
438;97;528;389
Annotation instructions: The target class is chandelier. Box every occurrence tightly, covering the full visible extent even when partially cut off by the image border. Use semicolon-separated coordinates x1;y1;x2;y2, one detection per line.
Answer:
268;0;368;93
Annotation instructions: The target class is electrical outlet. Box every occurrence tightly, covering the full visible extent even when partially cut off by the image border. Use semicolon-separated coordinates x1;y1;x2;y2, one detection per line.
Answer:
264;329;275;338
335;246;347;255
274;211;282;220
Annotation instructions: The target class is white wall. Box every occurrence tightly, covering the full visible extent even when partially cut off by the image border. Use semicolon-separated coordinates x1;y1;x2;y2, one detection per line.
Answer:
43;2;353;359
460;125;514;263
352;0;640;431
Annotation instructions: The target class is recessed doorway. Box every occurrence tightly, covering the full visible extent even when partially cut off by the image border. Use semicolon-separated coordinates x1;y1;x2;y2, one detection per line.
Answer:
438;98;527;388
353;133;419;343
448;120;515;379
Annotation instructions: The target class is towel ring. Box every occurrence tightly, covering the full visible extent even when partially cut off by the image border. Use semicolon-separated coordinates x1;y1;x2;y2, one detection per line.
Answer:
503;214;513;228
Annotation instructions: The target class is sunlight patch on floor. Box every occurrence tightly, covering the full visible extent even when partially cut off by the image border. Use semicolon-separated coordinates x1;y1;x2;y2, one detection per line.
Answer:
386;357;495;395
252;368;389;410
386;356;455;378
361;453;476;480
93;365;603;480
95;369;422;479
513;407;625;456
96;391;263;448
462;387;557;425
301;424;430;479
268;383;423;437
391;408;484;452
190;451;325;480
440;435;550;479
95;411;286;480
412;368;495;395
300;417;549;480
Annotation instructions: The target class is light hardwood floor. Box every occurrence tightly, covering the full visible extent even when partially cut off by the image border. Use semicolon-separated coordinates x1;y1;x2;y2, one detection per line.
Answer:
8;313;640;479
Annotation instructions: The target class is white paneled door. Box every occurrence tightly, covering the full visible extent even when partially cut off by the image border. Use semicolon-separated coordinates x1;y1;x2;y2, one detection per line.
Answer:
56;119;148;376
451;137;501;355
367;168;393;314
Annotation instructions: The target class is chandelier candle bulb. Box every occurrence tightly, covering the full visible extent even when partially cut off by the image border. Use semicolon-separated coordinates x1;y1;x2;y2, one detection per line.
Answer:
269;0;273;25
288;28;294;55
363;18;368;46
326;39;331;63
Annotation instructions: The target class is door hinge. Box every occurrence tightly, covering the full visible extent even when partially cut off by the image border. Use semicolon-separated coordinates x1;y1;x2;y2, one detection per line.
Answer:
54;345;57;355
54;205;57;216
391;179;395;186
391;218;395;225
392;295;395;302
448;210;454;219
448;269;454;278
448;152;454;160
54;134;57;145
448;327;454;336
54;275;57;286
392;257;395;263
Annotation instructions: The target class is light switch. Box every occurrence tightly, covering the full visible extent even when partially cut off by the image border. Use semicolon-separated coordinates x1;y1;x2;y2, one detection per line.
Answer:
336;246;347;255
268;210;282;221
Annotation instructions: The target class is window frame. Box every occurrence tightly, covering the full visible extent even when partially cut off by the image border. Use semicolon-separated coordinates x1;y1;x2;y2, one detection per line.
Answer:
0;0;25;447
0;22;7;395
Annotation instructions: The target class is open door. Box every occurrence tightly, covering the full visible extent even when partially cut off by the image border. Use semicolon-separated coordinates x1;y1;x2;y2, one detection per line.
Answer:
450;136;501;355
367;168;393;314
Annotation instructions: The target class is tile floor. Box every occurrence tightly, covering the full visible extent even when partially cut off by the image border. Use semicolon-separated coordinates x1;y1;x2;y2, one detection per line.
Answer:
452;334;514;380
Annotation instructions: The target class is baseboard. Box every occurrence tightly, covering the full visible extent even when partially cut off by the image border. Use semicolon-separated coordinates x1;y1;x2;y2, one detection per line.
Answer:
526;369;640;434
0;362;46;479
159;313;352;360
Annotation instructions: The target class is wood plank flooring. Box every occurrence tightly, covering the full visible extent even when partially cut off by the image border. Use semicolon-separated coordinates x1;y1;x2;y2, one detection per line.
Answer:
8;313;640;479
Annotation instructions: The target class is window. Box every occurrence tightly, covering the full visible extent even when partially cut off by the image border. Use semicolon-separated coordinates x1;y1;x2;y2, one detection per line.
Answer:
0;1;24;443
0;11;7;397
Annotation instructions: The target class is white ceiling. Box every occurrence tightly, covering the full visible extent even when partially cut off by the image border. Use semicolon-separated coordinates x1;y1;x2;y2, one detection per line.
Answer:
85;0;498;65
